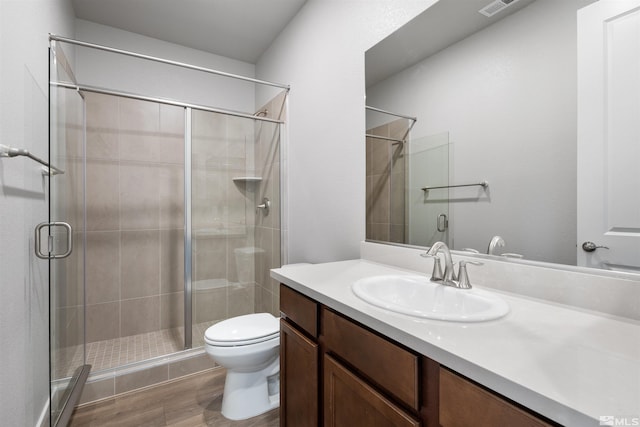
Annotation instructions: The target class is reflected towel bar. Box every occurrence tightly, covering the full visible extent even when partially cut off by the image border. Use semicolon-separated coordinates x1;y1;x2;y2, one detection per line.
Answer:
422;180;488;192
365;133;405;144
0;144;65;175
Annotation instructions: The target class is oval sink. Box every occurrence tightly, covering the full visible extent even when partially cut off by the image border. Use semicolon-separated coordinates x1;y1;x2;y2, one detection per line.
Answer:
352;275;509;322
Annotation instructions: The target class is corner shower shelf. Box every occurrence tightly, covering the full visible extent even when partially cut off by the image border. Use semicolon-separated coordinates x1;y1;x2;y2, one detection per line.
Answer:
232;176;263;183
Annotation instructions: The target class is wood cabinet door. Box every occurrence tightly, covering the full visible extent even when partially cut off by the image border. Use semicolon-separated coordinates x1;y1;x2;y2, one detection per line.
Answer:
323;354;420;427
439;368;552;427
281;319;319;427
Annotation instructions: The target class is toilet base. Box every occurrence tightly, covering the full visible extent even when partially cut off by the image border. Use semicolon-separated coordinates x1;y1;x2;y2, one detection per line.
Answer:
221;355;280;420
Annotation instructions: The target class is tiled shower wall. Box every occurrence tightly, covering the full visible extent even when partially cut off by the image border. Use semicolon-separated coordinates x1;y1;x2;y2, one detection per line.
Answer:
84;90;284;349
254;92;285;317
366;119;409;243
84;93;185;344
54;85;85;378
191;110;258;335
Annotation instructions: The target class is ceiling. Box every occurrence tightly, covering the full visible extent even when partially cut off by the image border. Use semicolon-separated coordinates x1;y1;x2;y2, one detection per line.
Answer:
71;0;308;64
366;0;537;87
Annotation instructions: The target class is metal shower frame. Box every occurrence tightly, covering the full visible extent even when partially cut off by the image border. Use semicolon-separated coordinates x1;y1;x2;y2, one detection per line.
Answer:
49;34;289;358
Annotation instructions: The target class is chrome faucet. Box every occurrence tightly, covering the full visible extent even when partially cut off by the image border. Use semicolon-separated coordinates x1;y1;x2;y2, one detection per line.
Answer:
487;235;505;255
421;241;483;289
422;241;456;286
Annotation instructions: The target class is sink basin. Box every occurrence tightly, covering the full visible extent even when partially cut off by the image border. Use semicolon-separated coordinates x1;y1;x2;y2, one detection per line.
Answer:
352;275;509;322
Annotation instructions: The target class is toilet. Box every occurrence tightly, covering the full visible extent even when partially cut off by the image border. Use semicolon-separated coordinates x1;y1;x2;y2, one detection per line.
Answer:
204;312;280;420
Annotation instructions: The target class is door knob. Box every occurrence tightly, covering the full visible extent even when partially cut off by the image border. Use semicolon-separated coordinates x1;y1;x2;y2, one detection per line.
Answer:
581;241;609;252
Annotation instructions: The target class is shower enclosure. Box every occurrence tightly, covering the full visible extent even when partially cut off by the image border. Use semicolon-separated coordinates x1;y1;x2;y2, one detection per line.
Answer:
48;36;287;425
365;106;450;248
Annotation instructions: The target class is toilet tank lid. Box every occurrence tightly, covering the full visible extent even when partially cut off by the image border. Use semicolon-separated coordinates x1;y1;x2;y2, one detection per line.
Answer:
204;313;279;342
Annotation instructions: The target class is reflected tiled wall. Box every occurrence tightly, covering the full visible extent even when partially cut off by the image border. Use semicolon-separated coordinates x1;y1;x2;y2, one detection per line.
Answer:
366;119;409;243
84;93;185;343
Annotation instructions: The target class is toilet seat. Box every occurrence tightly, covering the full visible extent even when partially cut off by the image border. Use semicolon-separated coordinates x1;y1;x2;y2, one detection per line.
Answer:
205;313;279;347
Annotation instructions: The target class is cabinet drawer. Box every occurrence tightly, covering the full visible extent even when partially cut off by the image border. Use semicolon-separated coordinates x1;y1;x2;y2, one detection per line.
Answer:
321;308;419;410
324;354;420;427
439;368;552;427
280;284;318;338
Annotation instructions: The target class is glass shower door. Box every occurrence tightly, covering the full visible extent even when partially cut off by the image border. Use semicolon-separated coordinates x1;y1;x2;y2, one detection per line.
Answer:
407;132;451;247
49;44;90;427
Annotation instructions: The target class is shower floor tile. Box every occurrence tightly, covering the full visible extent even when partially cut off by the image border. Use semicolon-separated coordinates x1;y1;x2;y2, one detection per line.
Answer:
86;328;185;372
54;321;221;376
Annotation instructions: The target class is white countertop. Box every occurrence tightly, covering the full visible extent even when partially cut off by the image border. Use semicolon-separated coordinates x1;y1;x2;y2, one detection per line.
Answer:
271;259;640;427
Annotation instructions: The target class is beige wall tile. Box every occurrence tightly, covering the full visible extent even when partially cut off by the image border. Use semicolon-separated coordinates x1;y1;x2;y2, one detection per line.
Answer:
159;164;184;229
160;229;184;294
193;286;227;324
118;97;159;133
256;286;273;315
369;173;390;224
85;93;119;161
119;134;162;164
390;172;405;226
156;135;185;165
86;159;120;231
121;296;161;337
390;225;405;244
86;92;118;129
86;231;120;305
255;227;272;288
228;283;255;318
53;305;83;348
160;104;185;136
121;230;160;299
168;354;217;380
226;235;254;284
160;292;184;330
119;164;160;230
86;129;119;162
79;375;115;405
193;237;227;282
115;364;168;395
86;302;120;343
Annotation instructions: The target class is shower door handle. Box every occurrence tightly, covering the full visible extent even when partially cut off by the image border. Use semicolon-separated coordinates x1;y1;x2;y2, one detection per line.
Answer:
35;222;73;259
437;214;448;232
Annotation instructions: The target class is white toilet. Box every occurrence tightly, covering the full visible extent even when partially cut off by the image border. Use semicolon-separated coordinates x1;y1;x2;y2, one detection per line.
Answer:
204;312;280;420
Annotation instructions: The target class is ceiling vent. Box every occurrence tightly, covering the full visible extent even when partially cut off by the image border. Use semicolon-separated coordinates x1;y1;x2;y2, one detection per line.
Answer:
479;0;521;17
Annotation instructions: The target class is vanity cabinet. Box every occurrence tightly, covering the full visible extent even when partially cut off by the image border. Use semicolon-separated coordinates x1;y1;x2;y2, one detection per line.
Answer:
439;368;552;427
280;284;555;427
280;285;319;427
324;354;419;427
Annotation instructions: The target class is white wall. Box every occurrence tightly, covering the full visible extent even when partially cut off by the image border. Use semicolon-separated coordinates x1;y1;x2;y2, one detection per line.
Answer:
0;0;75;425
256;0;437;263
74;20;257;114
367;0;587;264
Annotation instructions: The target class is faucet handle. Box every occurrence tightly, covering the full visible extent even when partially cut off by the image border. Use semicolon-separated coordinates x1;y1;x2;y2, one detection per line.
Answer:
421;252;444;281
457;260;483;289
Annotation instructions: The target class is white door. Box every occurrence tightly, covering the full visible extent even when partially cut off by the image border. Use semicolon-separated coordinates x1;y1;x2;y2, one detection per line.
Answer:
577;0;640;272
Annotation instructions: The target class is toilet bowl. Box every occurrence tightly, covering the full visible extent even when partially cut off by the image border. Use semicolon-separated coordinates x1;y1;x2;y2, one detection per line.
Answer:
204;312;280;420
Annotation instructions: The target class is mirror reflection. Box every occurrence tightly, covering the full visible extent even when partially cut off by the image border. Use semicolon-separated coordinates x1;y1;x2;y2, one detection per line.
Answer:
365;0;633;271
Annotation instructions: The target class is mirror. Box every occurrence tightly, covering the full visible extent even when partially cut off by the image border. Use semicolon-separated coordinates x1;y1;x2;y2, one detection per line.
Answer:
364;0;637;273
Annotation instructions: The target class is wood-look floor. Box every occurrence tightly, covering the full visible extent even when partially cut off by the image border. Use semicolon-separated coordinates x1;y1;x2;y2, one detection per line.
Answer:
69;368;279;426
